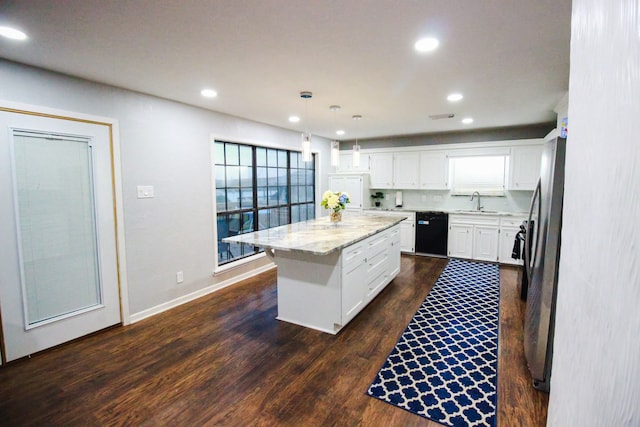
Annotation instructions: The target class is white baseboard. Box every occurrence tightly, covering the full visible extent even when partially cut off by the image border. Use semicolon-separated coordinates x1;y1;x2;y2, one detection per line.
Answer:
129;264;276;324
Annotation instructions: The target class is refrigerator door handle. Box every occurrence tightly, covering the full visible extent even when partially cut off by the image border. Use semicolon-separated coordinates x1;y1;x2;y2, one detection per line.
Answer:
525;178;541;284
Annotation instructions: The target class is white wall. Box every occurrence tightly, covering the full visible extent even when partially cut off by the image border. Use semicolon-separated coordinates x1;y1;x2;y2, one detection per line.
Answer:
0;60;332;316
547;0;640;425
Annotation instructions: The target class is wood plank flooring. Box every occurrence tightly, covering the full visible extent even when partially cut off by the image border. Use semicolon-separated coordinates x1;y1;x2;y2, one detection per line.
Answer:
0;256;548;426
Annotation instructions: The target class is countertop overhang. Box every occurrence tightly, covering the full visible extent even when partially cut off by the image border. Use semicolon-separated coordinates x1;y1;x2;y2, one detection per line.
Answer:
223;214;406;256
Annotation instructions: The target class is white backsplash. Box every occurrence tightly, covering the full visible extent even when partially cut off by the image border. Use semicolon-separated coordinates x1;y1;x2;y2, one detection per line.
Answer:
369;189;533;213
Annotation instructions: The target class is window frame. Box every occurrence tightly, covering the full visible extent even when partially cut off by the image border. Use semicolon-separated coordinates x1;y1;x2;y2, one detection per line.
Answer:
212;137;316;272
448;154;508;196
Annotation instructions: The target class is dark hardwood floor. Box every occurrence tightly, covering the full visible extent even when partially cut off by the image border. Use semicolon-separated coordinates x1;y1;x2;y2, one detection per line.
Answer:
0;256;548;426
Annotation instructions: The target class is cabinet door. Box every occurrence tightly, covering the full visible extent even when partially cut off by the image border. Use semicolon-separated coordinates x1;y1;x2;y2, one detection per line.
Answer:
393;152;420;189
448;224;473;259
388;227;401;277
343;175;363;209
419;151;449;189
510;145;543;190
473;225;499;262
337;152;370;173
400;220;415;253
499;227;523;265
341;244;365;323
328;175;344;191
369;153;394;188
337;153;353;173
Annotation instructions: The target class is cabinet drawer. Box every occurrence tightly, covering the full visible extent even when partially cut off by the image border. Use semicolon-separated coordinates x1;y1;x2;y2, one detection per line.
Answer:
388;227;400;244
366;248;388;276
449;214;500;227
342;242;365;268
366;232;389;257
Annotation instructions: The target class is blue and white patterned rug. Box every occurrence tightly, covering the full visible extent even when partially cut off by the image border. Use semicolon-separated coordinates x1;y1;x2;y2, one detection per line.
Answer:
366;258;500;427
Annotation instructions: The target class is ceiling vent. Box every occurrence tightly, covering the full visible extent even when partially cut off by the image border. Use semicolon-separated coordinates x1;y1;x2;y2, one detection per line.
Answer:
429;113;455;120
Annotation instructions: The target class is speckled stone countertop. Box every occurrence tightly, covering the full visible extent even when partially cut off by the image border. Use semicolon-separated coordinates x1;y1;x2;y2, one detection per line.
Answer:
364;207;528;216
223;214;407;256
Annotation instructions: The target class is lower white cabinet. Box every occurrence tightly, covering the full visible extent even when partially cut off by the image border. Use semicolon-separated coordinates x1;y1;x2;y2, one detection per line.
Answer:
473;225;500;262
364;210;415;253
498;215;527;265
448;214;499;262
340;225;399;325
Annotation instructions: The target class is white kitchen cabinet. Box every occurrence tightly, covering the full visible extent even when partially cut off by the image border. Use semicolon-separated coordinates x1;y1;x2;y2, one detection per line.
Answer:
399;219;415;253
339;225;399;325
419;151;449;189
337;152;370;173
473;225;500;262
393;152;420;189
364;209;415;253
388;226;401;277
448;223;473;259
341;241;366;322
328;173;370;213
498;215;527;265
369;153;394;188
448;214;500;262
509;145;543;190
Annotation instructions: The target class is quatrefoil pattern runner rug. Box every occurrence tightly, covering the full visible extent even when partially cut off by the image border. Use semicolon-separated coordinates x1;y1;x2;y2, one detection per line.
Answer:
366;258;500;427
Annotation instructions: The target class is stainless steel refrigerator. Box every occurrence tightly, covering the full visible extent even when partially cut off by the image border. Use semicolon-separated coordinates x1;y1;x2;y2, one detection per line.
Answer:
524;136;566;392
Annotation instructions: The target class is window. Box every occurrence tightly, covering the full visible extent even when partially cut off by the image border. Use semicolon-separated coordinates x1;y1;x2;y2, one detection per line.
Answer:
449;155;507;195
214;140;315;266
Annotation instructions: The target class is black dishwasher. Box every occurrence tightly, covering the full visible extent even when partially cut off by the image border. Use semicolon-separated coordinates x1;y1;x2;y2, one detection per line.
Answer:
415;211;448;257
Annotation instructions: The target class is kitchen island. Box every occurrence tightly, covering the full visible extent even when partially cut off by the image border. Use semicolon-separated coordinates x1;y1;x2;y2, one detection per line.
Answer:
224;214;406;334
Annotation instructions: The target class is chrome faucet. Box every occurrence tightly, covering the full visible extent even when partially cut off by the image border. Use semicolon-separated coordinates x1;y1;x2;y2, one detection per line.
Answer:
470;191;483;211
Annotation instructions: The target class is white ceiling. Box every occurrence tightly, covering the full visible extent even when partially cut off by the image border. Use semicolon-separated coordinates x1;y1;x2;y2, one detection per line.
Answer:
0;0;571;140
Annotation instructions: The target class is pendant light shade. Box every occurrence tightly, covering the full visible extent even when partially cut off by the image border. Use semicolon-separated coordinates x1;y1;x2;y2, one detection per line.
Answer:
352;114;362;168
329;105;341;167
352;143;361;168
302;133;312;162
331;140;340;167
300;91;313;162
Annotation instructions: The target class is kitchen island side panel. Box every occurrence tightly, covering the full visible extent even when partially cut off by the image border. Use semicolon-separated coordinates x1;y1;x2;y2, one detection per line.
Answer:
275;250;342;334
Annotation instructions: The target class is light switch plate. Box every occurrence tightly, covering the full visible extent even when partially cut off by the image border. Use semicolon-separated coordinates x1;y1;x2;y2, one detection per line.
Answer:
137;185;154;199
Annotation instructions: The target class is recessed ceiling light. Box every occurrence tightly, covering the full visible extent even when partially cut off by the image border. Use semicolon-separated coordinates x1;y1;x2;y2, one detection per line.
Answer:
462;118;474;124
414;37;439;53
200;89;217;98
336;130;345;136
447;93;463;102
0;26;28;41
289;116;300;123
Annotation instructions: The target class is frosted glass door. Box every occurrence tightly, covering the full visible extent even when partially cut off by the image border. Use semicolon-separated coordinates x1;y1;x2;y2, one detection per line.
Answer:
12;132;102;327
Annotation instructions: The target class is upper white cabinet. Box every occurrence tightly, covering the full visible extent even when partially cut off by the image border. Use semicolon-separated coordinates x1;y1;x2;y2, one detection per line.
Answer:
369;153;394;188
393;152;420;189
419;151;449;190
329;174;369;212
337;152;370;173
509;145;543;190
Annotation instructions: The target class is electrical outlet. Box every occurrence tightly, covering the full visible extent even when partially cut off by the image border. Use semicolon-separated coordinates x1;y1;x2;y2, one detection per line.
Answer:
421;195;427;202
176;271;184;283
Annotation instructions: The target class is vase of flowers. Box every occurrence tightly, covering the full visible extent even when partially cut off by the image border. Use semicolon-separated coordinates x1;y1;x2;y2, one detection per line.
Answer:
321;190;350;223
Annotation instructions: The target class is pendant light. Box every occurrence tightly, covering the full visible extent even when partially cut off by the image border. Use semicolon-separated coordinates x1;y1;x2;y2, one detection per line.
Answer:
352;114;362;168
300;91;313;162
329;105;341;167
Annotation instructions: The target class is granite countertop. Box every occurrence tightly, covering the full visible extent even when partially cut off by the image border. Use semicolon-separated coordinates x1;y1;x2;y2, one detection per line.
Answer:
223;214;406;256
364;207;528;216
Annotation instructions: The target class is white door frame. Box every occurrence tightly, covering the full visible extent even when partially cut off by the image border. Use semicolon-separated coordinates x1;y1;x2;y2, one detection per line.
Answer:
0;100;130;364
